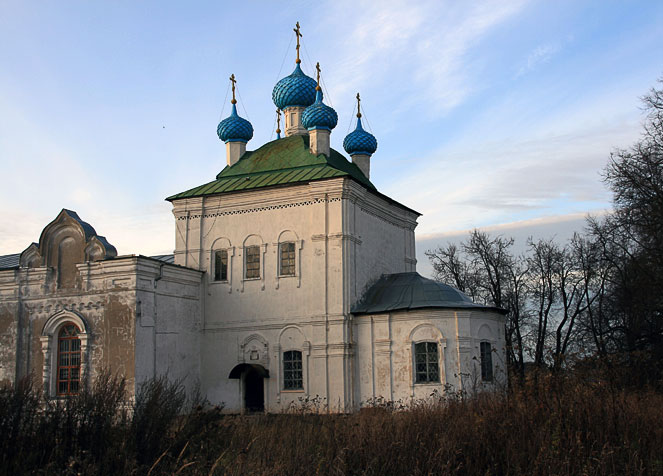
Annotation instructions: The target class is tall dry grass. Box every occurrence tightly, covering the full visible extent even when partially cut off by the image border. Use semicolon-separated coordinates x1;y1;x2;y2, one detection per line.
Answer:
0;371;662;475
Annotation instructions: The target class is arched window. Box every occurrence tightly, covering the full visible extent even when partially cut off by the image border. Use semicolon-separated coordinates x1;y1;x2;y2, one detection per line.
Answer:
245;245;260;279
480;341;493;382
414;342;439;383
214;249;228;281
279;242;295;276
57;324;82;395
283;350;303;390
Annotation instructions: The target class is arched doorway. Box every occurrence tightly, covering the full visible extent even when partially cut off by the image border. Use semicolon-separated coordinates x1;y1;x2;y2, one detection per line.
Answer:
244;367;264;412
229;364;269;413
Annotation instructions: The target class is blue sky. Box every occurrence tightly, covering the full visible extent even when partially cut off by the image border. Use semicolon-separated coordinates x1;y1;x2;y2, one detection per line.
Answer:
1;0;662;276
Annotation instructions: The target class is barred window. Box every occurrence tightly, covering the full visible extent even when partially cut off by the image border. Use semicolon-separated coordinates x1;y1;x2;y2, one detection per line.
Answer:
57;324;81;396
245;246;260;279
283;350;303;390
480;342;493;382
214;249;228;282
414;342;439;383
279;242;295;276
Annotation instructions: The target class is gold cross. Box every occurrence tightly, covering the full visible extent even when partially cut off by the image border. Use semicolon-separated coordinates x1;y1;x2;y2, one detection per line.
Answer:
315;62;321;91
356;93;362;118
276;109;281;134
229;74;237;104
294;21;302;64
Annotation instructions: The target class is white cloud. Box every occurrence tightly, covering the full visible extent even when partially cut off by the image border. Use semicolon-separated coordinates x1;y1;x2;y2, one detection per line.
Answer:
516;43;562;77
311;0;530;118
385;112;639;237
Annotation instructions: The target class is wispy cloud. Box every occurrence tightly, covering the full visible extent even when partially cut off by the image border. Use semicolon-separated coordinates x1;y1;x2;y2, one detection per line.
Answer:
515;35;574;78
415;211;607;277
385;112;640;237
312;0;530;117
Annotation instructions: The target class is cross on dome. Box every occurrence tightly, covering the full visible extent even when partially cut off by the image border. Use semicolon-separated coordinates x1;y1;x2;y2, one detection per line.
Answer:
276;109;282;139
229;74;237;104
272;23;317;111
217;73;253;144
294;21;303;64
343;92;377;157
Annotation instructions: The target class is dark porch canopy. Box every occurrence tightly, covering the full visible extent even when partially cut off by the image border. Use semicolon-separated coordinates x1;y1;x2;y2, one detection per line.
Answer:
228;363;270;379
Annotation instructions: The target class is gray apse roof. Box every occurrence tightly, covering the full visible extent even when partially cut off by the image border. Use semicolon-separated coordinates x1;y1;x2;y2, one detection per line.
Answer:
0;253;175;270
352;272;506;315
0;253;20;270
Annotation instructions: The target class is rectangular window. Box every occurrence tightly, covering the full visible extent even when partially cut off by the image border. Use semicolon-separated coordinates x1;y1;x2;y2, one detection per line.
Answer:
414;342;440;383
283;350;303;390
245;246;260;279
214;249;228;281
480;342;493;382
279;242;296;276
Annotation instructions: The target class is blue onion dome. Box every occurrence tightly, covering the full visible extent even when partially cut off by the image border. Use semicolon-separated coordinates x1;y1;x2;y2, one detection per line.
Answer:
217;104;254;143
272;63;318;110
302;90;338;130
343;116;377;156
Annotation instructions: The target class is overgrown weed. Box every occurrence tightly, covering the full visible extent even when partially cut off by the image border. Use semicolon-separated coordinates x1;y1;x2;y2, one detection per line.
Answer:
1;369;662;475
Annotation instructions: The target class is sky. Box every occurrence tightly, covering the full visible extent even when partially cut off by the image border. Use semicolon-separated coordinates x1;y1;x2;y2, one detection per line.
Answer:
1;0;662;277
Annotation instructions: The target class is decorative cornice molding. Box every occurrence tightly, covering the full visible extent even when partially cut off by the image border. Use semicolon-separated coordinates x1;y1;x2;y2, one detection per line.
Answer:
25;299;104;316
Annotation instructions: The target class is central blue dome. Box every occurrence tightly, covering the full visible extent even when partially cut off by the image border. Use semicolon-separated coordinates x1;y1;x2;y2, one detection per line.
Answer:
217;104;254;143
343;117;377;156
272;64;317;110
302;90;338;130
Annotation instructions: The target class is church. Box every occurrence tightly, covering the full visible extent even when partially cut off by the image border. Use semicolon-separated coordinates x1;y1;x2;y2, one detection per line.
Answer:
0;25;506;412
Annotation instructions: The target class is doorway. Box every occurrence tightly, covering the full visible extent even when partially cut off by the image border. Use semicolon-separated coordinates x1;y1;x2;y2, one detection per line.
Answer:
244;366;265;412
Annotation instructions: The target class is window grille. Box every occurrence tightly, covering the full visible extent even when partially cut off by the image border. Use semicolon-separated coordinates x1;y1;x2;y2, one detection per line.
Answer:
283;350;303;390
245;246;260;279
57;324;81;396
414;342;439;383
214;249;228;281
480;341;493;381
279;242;296;276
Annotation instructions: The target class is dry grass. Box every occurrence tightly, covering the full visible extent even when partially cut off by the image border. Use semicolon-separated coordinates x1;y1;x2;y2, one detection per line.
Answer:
1;371;662;475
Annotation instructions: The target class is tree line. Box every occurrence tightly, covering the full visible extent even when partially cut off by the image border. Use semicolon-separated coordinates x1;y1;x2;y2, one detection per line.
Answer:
426;79;663;383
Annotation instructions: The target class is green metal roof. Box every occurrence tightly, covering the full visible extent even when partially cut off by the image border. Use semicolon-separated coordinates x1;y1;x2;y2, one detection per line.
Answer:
166;135;376;201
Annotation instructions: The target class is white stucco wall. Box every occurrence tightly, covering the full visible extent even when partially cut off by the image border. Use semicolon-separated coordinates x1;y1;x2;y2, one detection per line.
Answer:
354;308;506;407
171;177;419;411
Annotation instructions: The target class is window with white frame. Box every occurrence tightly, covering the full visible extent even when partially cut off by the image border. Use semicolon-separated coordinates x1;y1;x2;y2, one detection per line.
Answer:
214;249;228;282
414;342;440;383
245;245;260;279
283;350;303;390
279;242;295;276
480;341;493;382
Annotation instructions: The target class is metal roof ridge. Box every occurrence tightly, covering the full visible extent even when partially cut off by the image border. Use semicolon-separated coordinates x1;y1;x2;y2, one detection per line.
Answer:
218;162;333;180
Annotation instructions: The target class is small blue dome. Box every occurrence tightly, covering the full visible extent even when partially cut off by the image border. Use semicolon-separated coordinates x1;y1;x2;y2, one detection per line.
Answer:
272;63;317;110
302;90;338;130
343;117;377;156
217;104;254;143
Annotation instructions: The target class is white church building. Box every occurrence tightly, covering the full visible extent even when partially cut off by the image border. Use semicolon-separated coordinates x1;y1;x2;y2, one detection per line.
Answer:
0;27;506;412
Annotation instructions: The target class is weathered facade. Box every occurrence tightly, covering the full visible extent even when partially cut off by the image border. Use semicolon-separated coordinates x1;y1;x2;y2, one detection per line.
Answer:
0;30;506;411
0;210;202;399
